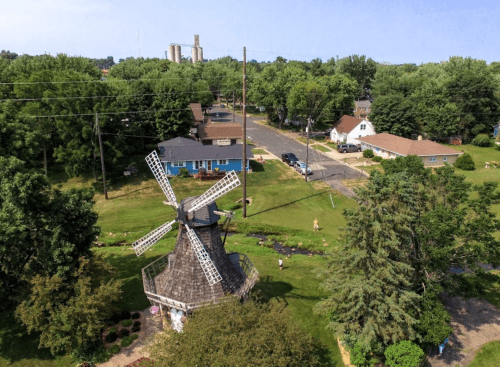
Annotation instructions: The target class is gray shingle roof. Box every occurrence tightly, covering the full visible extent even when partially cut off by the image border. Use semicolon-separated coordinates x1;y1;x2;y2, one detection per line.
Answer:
158;140;254;161
158;137;201;147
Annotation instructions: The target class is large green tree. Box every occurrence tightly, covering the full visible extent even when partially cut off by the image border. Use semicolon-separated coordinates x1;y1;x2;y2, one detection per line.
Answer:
336;54;377;95
148;297;328;367
0;157;99;306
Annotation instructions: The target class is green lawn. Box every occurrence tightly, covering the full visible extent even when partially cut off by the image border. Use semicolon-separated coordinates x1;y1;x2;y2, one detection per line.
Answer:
449;145;500;186
297;136;326;145
251;148;268;154
469;340;500;367
311;144;331;153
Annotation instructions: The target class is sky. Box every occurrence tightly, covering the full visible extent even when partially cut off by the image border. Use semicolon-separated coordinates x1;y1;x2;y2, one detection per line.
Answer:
2;0;500;65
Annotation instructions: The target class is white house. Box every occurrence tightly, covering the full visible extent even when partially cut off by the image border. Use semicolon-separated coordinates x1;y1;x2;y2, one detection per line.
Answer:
330;115;376;145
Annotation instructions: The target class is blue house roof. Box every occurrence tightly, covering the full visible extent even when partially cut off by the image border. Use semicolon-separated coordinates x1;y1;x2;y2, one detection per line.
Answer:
158;138;254;162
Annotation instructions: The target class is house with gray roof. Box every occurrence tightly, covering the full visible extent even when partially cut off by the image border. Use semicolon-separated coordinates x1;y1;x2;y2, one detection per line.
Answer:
158;137;253;176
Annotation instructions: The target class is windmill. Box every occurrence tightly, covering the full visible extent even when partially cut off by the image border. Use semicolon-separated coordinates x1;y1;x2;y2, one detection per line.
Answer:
134;151;258;331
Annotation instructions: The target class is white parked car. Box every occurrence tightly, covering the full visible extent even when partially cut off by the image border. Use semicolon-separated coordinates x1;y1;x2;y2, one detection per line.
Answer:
293;161;312;175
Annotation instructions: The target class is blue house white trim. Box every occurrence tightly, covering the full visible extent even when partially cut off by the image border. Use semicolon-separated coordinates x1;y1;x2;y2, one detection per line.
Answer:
157;137;253;176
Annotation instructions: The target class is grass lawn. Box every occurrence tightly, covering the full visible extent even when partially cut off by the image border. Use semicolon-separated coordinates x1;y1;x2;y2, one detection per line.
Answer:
297;136;326;145
50;158;354;251
469;340;500;367
311;144;331;153
251;148;268;154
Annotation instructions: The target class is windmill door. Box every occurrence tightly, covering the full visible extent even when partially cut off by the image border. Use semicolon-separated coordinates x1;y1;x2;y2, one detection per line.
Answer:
207;160;212;171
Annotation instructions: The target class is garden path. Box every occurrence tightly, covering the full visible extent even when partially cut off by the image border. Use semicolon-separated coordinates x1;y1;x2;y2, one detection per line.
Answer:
427;296;500;367
98;307;162;367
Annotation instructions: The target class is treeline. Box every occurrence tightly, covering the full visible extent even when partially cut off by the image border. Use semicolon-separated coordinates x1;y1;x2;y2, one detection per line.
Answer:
370;58;500;140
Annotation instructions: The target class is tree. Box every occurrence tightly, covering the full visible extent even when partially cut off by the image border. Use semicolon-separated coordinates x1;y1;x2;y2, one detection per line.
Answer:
148;297;328;367
384;341;424;367
454;152;476;170
16;255;122;354
336;55;377;95
0;157;100;306
369;95;418;137
415;287;452;348
316;172;421;345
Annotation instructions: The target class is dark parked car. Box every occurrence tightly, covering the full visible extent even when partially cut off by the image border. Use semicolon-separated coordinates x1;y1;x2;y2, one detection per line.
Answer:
281;153;299;166
337;144;361;153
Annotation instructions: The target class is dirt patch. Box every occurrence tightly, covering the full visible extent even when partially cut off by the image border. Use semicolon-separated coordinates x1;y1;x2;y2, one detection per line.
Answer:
427;296;500;367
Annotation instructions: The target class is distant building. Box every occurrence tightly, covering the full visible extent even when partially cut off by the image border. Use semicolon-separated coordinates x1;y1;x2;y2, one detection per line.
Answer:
358;133;463;166
354;100;372;119
494;124;500;138
198;123;243;146
330;115;376;145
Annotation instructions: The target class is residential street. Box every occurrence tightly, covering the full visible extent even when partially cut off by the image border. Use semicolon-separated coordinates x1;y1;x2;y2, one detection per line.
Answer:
209;106;365;197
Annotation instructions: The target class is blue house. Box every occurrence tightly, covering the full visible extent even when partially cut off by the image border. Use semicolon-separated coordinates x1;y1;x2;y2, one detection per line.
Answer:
158;137;253;176
494;124;500;138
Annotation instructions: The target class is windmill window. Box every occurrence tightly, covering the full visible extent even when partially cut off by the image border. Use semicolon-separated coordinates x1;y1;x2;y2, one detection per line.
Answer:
172;161;185;167
218;159;228;165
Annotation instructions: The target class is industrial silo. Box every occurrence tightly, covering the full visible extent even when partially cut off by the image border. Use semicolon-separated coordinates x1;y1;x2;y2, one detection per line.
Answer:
197;47;203;62
168;45;175;62
174;45;181;64
191;47;198;63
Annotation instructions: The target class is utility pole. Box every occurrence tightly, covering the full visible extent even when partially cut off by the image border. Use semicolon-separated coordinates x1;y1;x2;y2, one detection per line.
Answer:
96;114;108;200
233;90;235;123
242;47;247;218
305;117;310;182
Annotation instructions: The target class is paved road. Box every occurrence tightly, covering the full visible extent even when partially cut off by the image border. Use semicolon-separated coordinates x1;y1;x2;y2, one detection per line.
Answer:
209;106;364;196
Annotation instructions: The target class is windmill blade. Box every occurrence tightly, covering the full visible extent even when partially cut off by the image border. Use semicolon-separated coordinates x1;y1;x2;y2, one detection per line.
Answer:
186;225;222;286
146;150;178;208
188;170;241;213
133;219;176;256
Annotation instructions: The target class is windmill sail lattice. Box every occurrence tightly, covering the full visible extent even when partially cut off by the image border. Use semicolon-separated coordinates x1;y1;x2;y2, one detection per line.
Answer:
146;151;178;207
133;219;176;256
188;170;241;212
186;225;223;285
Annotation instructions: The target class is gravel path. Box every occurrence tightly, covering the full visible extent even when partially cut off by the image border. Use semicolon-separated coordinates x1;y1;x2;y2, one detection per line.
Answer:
427;296;500;367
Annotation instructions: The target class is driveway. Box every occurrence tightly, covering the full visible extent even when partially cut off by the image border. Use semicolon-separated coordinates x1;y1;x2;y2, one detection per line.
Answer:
209;106;365;197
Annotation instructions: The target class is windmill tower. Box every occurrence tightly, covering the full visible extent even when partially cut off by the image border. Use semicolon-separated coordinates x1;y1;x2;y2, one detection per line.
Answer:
133;151;258;331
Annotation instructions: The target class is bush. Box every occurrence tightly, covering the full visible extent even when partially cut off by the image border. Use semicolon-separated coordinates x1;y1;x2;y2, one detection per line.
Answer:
131;325;141;333
178;168;190;178
372;156;383;162
72;340;109;365
120;334;139;348
471;134;492;147
108;327;117;334
363;149;374;158
104;331;118;344
131;312;141;320
108;344;121;355
120;311;131;320
133;321;141;327
454;153;475;171
350;343;370;367
121;319;133;327
118;328;130;338
384;341;424;367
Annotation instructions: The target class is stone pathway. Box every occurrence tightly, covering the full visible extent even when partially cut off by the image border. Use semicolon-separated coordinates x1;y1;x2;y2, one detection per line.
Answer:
427;296;500;367
98;307;163;367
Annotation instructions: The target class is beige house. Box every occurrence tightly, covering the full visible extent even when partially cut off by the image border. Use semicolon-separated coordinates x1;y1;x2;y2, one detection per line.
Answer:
358;133;463;167
197;122;243;146
354;100;371;119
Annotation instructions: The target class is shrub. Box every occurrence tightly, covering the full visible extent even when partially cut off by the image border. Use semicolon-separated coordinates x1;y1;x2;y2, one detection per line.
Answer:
105;331;118;344
109;313;121;325
118;328;130;338
121;319;133;327
454;153;475;171
131;325;141;333
471;134;492;147
108;327;117;334
350;343;370;367
372;156;383;162
120;310;131;320
384;341;424;367
133;321;141;327
131;312;141;320
120;334;139;348
178;168;190;178
108;344;121;355
363;149;374;158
